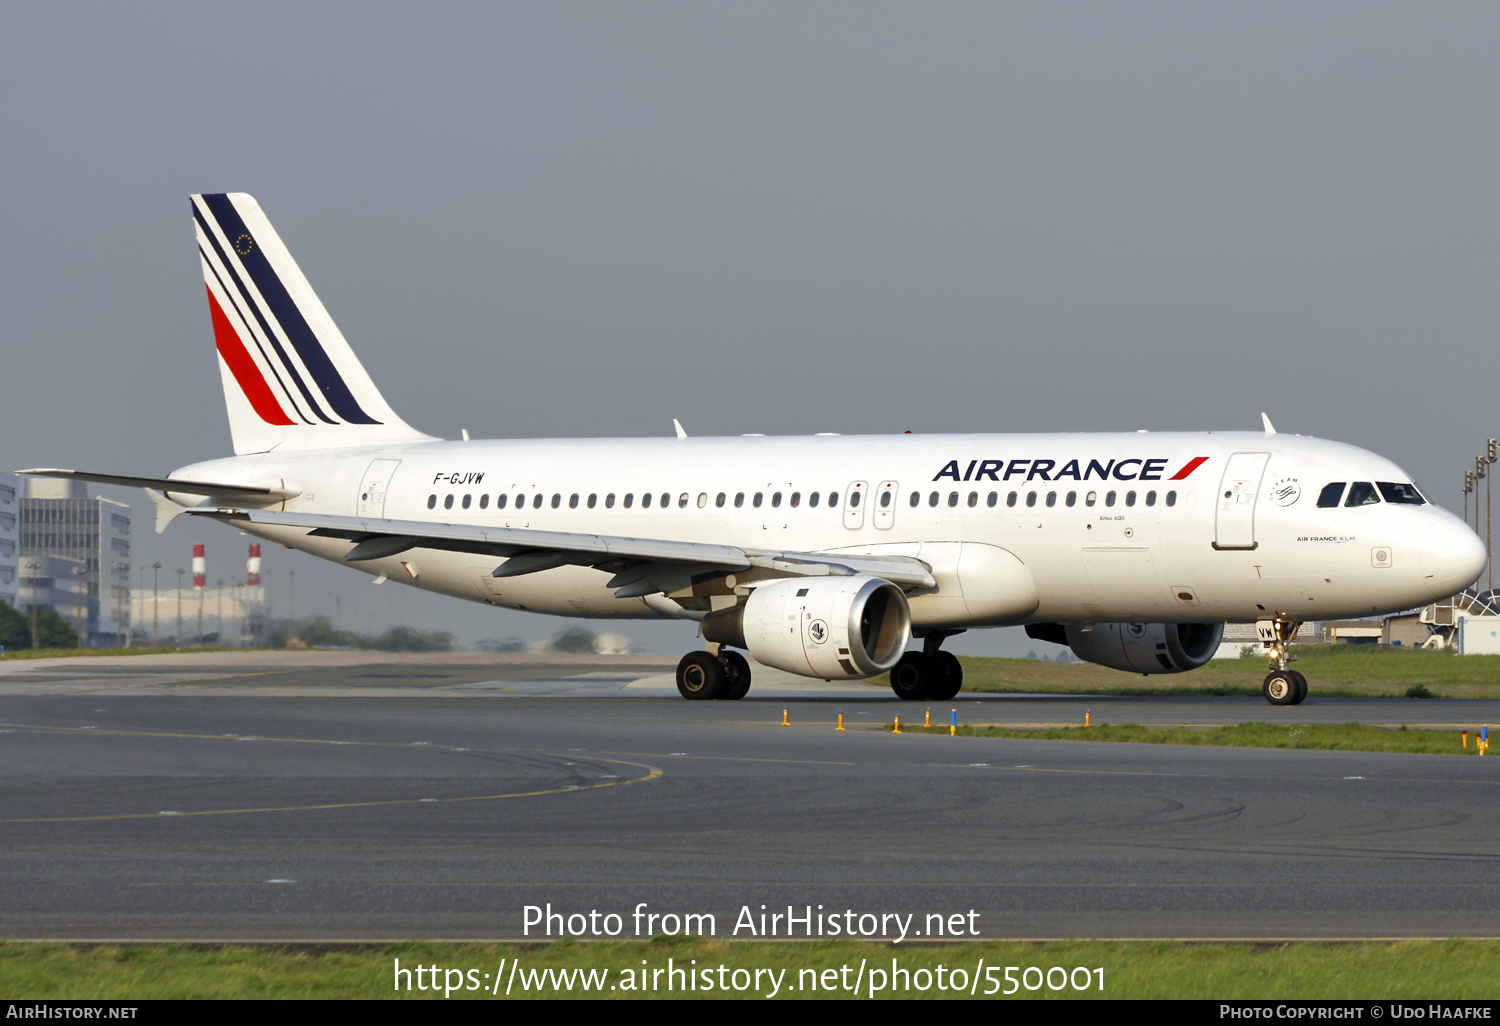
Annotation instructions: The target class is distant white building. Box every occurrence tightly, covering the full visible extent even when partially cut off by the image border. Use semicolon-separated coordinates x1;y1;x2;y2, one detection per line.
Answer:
0;474;18;609
19;478;131;645
131;584;267;647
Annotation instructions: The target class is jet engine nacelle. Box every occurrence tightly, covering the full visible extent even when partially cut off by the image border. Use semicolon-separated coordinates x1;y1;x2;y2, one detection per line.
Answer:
1027;621;1224;674
702;575;912;680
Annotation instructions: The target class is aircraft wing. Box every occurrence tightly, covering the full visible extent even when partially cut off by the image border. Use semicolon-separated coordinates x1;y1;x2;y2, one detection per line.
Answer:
189;507;937;594
17;469;300;503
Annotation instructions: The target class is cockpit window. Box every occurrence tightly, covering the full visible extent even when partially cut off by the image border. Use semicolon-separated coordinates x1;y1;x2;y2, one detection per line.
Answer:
1316;483;1345;508
1344;481;1380;507
1377;482;1425;505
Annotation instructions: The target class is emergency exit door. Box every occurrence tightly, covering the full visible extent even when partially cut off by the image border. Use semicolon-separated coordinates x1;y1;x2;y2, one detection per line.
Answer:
357;459;402;518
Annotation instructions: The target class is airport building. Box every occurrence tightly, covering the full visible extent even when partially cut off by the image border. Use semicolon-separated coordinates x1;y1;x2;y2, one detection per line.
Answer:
0;474;18;609
19;478;131;645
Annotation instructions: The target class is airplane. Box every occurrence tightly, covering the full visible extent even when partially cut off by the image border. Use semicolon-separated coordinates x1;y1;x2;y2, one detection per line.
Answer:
21;193;1488;705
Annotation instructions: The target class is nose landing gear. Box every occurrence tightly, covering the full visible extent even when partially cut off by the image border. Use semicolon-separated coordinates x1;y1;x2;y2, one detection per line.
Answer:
1260;616;1307;705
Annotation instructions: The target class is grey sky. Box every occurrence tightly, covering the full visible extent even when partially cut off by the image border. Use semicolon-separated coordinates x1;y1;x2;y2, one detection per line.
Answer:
3;4;1496;654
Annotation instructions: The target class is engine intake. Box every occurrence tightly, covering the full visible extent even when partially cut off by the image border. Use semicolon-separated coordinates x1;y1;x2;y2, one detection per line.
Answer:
703;576;911;679
1027;621;1224;674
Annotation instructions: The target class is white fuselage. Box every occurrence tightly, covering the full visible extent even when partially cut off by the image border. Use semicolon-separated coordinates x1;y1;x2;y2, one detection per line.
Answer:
171;430;1485;627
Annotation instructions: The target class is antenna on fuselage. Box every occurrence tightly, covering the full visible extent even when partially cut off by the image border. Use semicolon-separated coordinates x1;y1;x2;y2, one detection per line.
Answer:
1261;412;1276;436
673;419;688;440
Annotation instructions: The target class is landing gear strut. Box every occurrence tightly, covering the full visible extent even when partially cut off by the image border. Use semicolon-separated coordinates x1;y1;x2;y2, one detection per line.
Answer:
675;647;753;701
890;630;964;702
1261;615;1307;706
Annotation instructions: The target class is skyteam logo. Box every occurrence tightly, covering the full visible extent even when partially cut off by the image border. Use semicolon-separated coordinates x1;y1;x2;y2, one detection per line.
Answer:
933;456;1210;483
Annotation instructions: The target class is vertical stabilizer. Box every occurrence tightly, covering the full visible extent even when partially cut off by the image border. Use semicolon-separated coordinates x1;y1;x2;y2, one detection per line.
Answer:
192;193;434;454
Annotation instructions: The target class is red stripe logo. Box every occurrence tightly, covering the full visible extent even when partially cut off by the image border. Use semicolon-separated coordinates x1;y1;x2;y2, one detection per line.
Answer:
206;286;295;426
1169;456;1210;480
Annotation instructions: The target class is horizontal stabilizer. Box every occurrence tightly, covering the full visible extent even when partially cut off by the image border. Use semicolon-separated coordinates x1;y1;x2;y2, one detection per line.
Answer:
18;469;299;504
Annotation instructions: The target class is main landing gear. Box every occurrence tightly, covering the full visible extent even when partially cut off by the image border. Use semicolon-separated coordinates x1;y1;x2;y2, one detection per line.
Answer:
890;630;964;702
675;646;752;701
1261;615;1308;706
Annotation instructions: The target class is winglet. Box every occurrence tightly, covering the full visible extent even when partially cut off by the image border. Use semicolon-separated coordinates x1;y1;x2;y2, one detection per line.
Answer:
673;418;687;440
1261;412;1276;436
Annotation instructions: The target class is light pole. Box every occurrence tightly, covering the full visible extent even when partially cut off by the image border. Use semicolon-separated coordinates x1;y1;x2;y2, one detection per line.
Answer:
216;579;224;645
175;568;184;648
288;568;295;639
150;563;161;647
1488;439;1497;591
25;561;40;650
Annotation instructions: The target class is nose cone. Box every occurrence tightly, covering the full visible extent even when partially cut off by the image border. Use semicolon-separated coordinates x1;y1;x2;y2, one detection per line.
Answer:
1420;517;1488;599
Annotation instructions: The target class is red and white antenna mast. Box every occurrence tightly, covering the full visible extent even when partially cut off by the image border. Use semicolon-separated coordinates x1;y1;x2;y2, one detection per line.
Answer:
192;544;206;590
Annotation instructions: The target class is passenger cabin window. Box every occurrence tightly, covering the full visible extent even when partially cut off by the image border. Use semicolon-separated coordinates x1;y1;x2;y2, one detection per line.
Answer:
569;494;579;509
753;493;763;508
1124;491;1135;507
444;495;454;510
660;493;670;508
480;494;489;509
427;495;436;509
532;494;543;509
497;494;508;509
1317;483;1346;508
1006;492;1017;508
828;492;839;507
734;492;745;508
462;494;472;509
605;493;615;508
851;491;862;508
1105;491;1116;507
1025;492;1036;508
1377;482;1425;505
642;492;653;508
909;492;919;508
588;494;597;508
624;493;633;508
929;492;939;507
551;494;561;508
967;491;977;508
679;492;689;508
1085;491;1097;507
810;492;821;508
716;493;726;508
947;492;958;508
1046;491;1057;507
987;492;998;507
1066;491;1077;507
1345;482;1380;507
1165;490;1177;507
771;492;782;508
794;492;803;508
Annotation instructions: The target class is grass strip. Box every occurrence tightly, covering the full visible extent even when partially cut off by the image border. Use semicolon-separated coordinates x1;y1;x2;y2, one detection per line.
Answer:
894;720;1490;754
2;938;1497;999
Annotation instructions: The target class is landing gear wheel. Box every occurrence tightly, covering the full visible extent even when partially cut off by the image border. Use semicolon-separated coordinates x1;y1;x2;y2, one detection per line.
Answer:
1263;670;1298;706
927;651;963;701
1288;670;1307;706
719;651;752;701
677;651;726;700
890;652;936;701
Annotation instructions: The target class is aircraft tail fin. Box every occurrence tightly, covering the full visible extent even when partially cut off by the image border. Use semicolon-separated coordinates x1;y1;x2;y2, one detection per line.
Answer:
192;193;434;455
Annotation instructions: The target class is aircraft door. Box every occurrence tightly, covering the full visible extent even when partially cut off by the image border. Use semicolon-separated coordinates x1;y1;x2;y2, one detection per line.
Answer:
357;459;402;518
843;481;868;530
873;480;899;530
1213;452;1270;550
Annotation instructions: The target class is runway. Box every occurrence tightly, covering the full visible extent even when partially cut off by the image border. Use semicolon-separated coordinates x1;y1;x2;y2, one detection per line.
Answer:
0;652;1496;941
